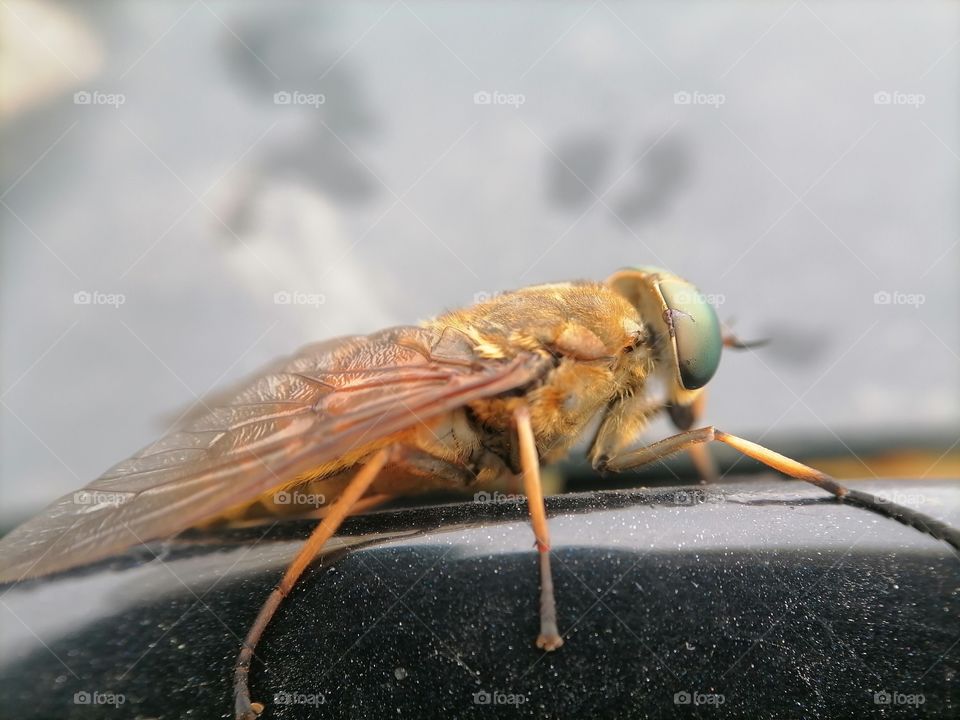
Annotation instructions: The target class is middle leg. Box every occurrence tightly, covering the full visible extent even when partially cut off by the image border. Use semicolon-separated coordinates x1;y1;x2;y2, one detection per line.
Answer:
514;404;563;651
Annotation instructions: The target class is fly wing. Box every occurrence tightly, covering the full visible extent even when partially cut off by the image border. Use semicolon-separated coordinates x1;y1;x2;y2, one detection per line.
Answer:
0;326;546;583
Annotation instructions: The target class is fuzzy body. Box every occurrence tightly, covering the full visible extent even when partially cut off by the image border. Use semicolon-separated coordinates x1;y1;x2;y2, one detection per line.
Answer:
222;280;674;524
0;270;718;580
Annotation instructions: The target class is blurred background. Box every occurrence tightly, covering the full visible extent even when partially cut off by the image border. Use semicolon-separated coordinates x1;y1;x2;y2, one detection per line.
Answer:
1;0;958;526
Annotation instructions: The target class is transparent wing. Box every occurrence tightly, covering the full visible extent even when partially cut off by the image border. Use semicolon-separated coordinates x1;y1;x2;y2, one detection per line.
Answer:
0;327;545;582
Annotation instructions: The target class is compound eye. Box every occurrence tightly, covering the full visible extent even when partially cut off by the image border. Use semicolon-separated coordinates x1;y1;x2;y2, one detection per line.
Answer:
658;280;722;390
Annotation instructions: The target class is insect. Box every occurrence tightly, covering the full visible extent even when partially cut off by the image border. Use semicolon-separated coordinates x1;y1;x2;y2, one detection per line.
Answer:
0;267;955;720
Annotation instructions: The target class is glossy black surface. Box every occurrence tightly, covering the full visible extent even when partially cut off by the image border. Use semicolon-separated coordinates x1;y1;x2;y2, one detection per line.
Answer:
1;478;958;719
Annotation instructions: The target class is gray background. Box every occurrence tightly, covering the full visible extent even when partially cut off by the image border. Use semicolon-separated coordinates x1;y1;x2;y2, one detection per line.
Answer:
1;0;958;521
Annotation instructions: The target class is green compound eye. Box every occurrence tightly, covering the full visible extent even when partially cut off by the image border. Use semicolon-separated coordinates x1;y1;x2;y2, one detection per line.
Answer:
605;266;723;390
657;279;722;390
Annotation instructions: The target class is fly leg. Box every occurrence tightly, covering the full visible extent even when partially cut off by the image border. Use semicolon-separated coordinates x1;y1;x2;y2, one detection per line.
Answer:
601;427;960;552
299;447;475;520
234;447;392;720
382;445;478;487
514;405;563;651
666;391;717;483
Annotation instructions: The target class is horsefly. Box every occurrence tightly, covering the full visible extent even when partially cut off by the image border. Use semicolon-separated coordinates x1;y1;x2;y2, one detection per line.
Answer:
0;267;955;719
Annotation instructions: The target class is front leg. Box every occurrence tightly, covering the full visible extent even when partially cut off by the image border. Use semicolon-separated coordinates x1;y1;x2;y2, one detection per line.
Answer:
666;390;718;483
600;426;960;552
591;393;718;483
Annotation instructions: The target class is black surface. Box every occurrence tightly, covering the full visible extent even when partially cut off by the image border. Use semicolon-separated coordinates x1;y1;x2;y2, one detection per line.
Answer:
1;478;958;719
